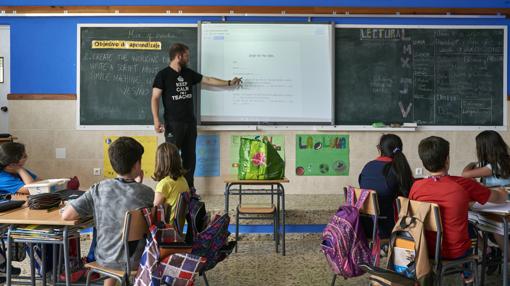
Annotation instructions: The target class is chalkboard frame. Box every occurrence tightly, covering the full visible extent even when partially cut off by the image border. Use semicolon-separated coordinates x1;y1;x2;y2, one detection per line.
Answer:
335;24;508;131
76;23;198;130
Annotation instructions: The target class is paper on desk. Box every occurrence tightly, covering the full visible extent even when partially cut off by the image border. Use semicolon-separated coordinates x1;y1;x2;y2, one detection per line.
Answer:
471;202;510;214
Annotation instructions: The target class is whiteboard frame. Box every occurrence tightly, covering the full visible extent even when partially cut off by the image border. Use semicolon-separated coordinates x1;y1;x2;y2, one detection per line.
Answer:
76;23;198;131
335;24;508;131
197;21;336;126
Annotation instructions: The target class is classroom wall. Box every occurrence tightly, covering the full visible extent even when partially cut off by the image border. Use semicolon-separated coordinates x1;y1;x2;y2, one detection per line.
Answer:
3;2;510;194
8;98;510;195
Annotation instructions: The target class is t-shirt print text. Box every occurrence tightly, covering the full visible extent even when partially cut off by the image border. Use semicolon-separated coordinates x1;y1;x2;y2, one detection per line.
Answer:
172;76;192;100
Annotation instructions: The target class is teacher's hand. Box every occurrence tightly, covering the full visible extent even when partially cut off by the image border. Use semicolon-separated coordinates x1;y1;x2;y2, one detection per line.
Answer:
230;77;243;86
154;121;165;133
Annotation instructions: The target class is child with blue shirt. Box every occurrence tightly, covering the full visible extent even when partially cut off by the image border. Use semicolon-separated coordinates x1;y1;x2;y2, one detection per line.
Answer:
0;142;36;194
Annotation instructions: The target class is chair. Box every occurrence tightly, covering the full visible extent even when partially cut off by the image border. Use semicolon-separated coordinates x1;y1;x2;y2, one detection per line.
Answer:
235;186;279;253
331;187;380;286
85;208;149;286
395;197;480;286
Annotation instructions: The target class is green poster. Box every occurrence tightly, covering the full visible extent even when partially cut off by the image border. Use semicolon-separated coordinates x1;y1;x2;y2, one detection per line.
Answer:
230;135;285;175
295;134;349;176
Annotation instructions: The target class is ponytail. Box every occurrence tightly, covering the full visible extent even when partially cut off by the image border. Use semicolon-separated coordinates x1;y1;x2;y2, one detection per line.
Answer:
379;134;413;197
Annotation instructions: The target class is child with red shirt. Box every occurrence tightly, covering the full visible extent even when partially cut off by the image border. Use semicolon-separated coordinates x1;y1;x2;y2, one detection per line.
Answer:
410;136;506;283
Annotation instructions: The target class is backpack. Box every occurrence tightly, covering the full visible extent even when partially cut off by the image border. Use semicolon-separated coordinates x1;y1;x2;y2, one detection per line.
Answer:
321;186;379;278
183;188;210;242
191;213;233;271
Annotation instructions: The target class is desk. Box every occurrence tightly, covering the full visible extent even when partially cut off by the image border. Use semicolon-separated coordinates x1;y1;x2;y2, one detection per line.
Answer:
224;176;289;255
470;202;510;286
0;206;92;286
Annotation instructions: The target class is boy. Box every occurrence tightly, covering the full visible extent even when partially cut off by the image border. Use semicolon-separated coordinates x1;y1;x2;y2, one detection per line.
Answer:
0;142;36;194
62;137;154;286
410;136;506;261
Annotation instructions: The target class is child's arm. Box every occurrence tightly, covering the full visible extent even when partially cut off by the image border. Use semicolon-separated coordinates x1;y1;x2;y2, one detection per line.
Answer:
153;192;166;206
462;162;492;178
61;204;81;221
17;167;35;185
487;187;507;204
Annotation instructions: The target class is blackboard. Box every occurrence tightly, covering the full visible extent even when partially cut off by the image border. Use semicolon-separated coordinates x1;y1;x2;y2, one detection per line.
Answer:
79;25;197;127
335;26;506;126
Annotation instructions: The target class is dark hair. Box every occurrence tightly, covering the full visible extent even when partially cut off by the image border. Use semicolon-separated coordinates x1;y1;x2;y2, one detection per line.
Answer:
0;142;26;169
152;143;186;181
379;134;413;197
476;130;510;179
418;136;450;172
169;43;189;61
108;137;144;176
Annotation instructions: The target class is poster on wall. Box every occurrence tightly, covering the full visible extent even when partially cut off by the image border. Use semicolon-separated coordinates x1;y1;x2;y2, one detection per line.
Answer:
195;134;220;177
230;134;285;175
295;134;349;176
103;136;157;179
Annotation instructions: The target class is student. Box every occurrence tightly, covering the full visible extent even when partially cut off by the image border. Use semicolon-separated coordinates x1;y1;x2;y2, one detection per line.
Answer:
152;142;189;226
462;130;510;187
62;137;154;286
358;134;414;239
410;136;506;283
0;142;36;194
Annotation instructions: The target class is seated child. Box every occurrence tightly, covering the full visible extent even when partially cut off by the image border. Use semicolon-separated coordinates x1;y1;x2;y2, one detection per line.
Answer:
152;142;189;227
410;136;506;283
359;134;414;239
62;137;154;286
0;142;36;194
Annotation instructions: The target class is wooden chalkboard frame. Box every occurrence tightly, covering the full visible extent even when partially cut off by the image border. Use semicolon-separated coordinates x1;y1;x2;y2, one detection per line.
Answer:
335;24;508;131
76;23;197;130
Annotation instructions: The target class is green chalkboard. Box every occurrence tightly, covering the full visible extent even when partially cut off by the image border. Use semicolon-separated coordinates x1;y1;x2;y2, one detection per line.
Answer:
79;25;197;126
335;26;506;126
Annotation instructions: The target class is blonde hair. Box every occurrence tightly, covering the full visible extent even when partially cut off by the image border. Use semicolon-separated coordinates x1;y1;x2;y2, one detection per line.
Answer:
152;143;186;181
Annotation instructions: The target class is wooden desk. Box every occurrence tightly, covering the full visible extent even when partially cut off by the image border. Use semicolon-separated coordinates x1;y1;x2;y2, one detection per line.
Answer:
469;204;510;286
224;176;289;255
0;206;91;286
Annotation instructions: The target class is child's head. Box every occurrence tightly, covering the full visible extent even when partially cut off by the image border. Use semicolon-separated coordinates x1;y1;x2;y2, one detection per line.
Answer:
0;142;27;170
475;130;510;177
153;142;185;181
418;136;450;173
378;134;403;158
108;137;144;176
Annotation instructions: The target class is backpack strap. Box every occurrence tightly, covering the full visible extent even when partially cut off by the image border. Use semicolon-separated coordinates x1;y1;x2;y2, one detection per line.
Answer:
397;197;411;219
141;207;155;227
354;188;370;209
345;186;355;206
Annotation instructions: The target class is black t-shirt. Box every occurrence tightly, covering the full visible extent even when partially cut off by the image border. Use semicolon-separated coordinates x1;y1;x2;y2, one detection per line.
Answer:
153;66;203;123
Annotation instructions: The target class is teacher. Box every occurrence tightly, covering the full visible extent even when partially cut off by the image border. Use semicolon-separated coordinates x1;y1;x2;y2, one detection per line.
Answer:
151;43;241;187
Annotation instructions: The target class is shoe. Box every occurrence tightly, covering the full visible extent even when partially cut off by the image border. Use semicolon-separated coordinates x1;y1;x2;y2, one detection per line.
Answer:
0;266;22;277
59;269;100;282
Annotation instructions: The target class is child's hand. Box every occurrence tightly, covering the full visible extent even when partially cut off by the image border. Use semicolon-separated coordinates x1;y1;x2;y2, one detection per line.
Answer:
465;162;477;170
16;188;29;195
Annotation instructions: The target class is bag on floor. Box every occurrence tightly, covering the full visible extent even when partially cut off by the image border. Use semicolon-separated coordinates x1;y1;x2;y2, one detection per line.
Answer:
191;213;232;271
238;137;285;180
321;186;379;278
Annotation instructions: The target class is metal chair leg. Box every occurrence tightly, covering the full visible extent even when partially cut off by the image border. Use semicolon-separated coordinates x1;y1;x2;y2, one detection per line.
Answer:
85;268;94;286
235;208;239;253
274;210;278;253
331;274;337;286
202;271;210;286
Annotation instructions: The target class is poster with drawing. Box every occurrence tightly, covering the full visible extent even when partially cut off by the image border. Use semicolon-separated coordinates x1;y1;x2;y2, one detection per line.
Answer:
295;134;349;176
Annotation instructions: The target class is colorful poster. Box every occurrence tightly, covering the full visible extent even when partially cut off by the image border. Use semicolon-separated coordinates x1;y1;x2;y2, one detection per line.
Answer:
295;134;349;176
103;136;157;179
195;135;220;177
230;135;285;175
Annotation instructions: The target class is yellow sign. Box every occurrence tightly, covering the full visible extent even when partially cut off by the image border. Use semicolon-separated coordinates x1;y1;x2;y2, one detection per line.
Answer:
103;136;158;179
91;40;162;50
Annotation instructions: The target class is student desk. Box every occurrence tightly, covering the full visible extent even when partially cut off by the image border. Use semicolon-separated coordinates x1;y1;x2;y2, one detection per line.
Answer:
469;202;510;286
0;205;92;286
223;176;289;255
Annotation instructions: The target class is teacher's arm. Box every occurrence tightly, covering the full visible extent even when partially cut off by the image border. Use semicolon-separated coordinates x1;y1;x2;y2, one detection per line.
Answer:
151;87;165;133
202;76;242;87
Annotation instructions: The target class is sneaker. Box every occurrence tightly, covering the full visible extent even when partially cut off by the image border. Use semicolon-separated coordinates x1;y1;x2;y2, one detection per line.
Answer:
462;273;474;286
59;269;100;282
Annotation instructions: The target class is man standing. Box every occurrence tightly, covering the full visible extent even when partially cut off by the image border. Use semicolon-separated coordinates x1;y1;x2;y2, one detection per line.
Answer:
151;43;241;187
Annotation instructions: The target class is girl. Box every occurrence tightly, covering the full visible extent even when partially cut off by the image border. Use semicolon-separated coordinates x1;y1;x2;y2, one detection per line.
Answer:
0;142;36;194
153;142;190;224
462;130;510;187
358;134;414;239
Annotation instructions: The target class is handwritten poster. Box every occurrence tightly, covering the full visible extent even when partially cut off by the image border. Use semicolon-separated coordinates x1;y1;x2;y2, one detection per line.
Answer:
295;134;349;176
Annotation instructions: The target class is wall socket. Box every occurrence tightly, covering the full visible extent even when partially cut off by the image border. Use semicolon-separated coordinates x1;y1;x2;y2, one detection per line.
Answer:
93;168;101;176
415;167;423;176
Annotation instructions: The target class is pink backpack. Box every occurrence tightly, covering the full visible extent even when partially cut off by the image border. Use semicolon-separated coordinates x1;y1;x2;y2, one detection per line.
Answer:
321;187;379;278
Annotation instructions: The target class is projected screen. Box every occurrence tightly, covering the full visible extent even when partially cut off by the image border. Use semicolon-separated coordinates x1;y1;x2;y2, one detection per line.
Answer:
199;23;334;124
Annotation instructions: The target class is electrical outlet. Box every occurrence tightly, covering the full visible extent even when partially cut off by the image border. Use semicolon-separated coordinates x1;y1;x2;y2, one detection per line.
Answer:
415;167;423;176
93;168;101;176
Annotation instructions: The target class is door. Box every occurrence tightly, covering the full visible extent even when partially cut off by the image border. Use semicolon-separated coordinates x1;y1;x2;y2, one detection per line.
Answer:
0;26;9;134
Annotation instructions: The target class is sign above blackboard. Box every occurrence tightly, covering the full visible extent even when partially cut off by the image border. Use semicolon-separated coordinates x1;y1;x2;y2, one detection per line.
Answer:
335;25;507;128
